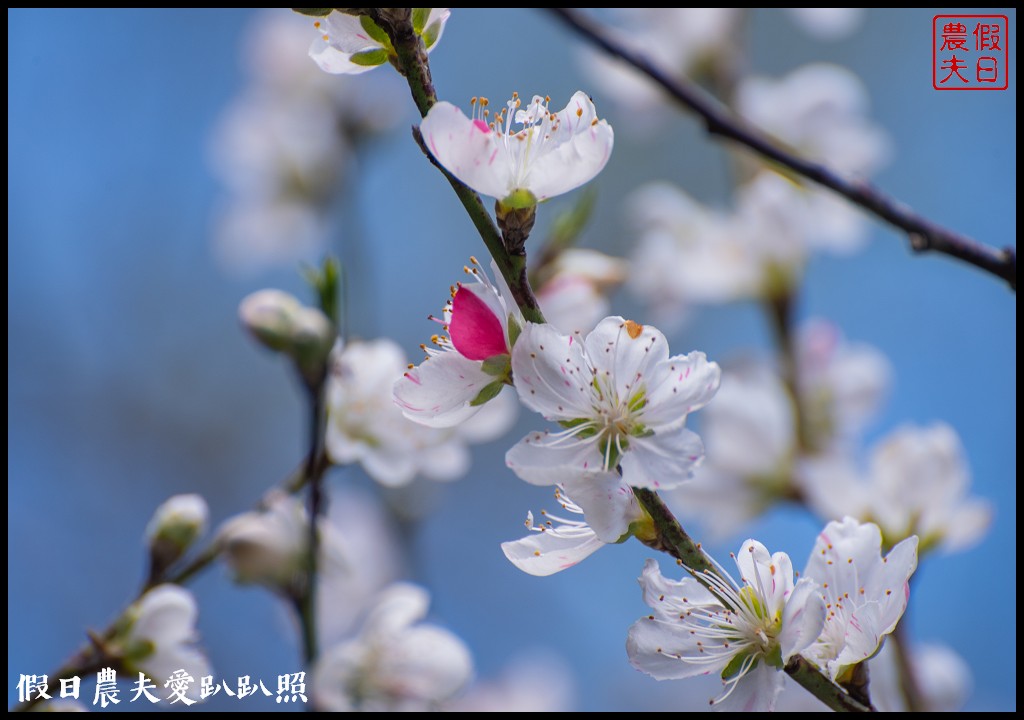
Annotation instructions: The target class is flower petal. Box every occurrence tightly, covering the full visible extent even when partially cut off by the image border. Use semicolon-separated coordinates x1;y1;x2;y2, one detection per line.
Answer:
510;322;593;420
642;351;722;430
526;91;615;201
449;283;508;360
501;527;605;577
619;427;705;489
637;558;715;620
393;351;494;428
505;431;607;486
779;578;826;661
420;101;513;199
626;616;720;680
584;316;669;405
712;661;784;712
562;472;640;542
309;37;381;75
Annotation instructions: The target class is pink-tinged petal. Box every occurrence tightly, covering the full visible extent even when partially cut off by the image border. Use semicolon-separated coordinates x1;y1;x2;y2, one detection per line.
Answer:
505;432;606;487
562;472;641;542
712;662;785;712
322;12;383;54
779;578;826;661
641;352;722;431
501;528;605;577
309;37;381;75
872;535;917;632
584;316;670;404
449;284;508;360
393;352;493;428
511;322;594;420
619;427;705;490
626;617;723;680
834;601;885;670
420;102;513;199
526;92;615;201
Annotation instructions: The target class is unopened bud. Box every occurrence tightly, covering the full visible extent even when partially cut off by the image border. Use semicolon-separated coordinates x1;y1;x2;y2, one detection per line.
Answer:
145;494;209;583
239;289;337;390
239;289;304;352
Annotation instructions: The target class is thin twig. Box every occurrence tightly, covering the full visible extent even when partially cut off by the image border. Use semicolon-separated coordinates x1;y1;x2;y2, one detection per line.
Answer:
298;384;327;666
546;8;1016;291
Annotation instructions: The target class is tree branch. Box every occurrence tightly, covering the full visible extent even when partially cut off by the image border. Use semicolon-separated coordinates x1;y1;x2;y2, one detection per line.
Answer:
372;9;545;324
546;8;1016;291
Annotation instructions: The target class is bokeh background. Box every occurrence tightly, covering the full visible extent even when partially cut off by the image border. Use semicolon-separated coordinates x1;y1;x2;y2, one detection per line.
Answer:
8;8;1016;712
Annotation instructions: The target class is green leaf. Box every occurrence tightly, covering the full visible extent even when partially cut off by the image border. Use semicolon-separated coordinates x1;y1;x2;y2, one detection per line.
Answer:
470;379;505;407
301;256;342;328
359;14;390;44
349;48;388;67
481;353;512;378
506;314;522;349
411;7;430;33
550;187;596;251
421;19;442;49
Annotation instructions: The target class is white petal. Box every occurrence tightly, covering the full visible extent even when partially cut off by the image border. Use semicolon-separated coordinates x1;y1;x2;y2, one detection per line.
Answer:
380;624;473;703
309;37;381;75
393;351;494;428
416;441;471;483
525;92;614;201
131;585;198;647
420;101;513;199
637;558;716;619
712;661;784;712
363;583;429;638
505;431;606;486
779;578;826;661
627;617;722;680
619;427;705;490
942;498;993;552
501;527;605;576
322;12;384;54
563;473;640;542
584;316;669;405
642;352;722;430
511;322;593;420
360;448;418;487
456;385;518;443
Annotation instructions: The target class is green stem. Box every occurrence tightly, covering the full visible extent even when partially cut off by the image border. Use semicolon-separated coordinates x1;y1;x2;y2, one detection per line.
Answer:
375;9;545;325
786;655;876;712
632;487;717;577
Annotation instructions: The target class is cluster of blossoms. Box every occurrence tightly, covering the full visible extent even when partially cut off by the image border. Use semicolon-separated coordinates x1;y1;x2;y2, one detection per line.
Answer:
627;517;917;710
627;63;889;314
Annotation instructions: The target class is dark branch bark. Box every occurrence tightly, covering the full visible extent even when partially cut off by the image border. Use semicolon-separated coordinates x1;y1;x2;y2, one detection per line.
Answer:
546;8;1016;291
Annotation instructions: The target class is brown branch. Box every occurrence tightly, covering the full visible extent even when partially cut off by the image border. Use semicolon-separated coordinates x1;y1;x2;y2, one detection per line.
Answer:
546;8;1016;291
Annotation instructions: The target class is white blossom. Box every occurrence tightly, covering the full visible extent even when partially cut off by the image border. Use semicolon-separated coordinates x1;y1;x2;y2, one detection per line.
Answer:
420;91;613;207
627;543;825;711
312;583;472;711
